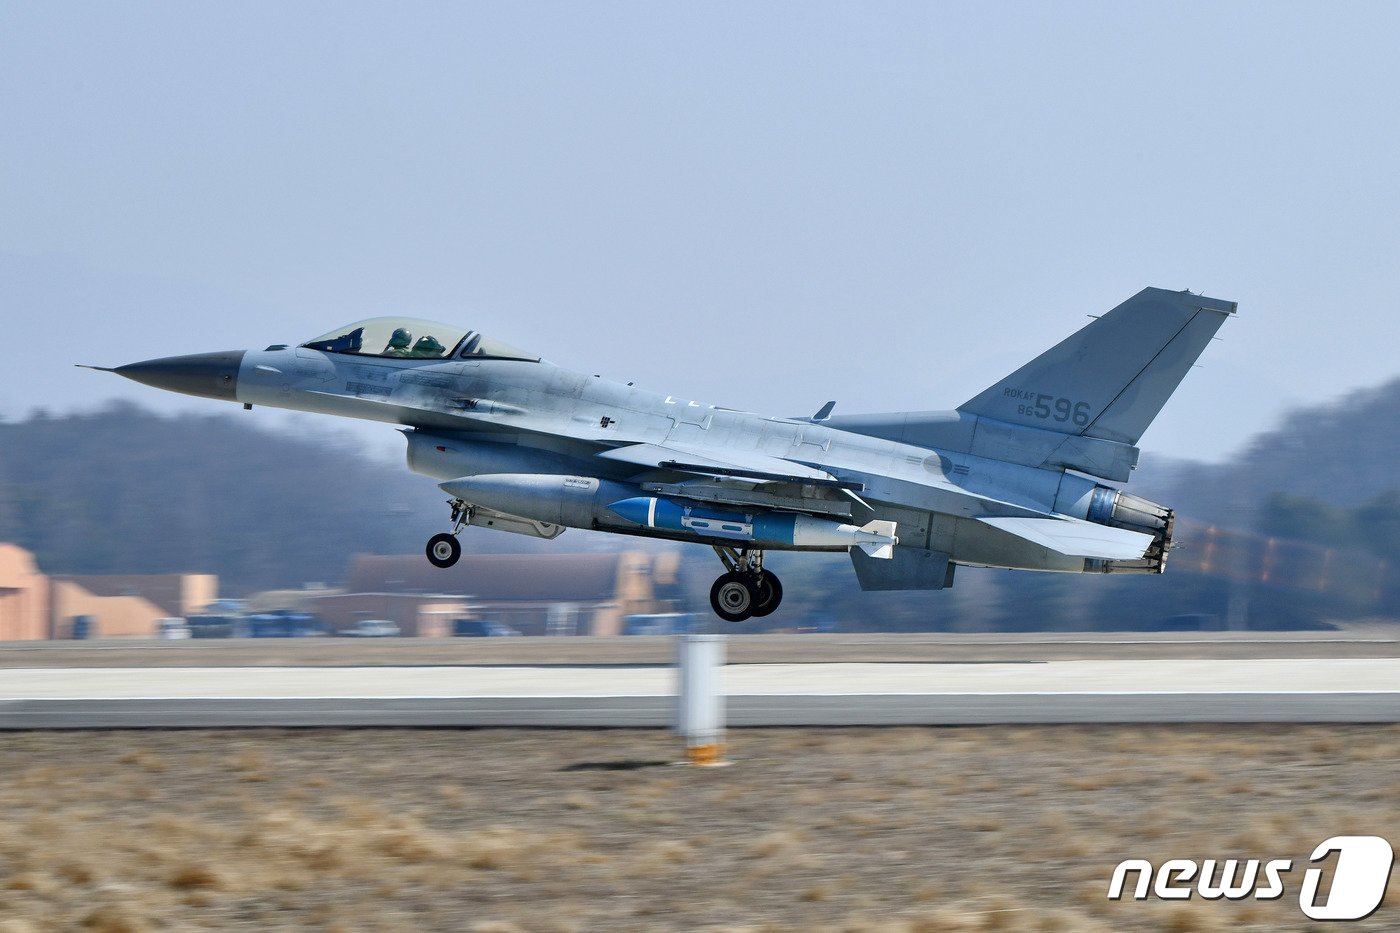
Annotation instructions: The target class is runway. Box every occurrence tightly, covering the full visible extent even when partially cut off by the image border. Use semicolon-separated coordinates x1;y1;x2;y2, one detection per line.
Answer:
2;658;1398;728
4;630;1398;667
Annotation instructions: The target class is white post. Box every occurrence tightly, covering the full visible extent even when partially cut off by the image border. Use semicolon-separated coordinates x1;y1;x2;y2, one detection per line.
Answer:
675;634;727;766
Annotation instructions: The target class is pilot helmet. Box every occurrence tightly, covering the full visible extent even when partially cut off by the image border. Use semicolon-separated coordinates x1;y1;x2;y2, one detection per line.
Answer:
387;328;412;349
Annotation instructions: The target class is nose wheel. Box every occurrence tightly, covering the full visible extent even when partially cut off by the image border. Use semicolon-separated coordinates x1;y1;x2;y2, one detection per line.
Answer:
707;547;782;622
426;533;461;568
425;499;469;569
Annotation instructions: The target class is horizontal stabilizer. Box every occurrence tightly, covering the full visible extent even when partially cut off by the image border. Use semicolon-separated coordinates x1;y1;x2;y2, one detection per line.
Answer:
977;515;1153;560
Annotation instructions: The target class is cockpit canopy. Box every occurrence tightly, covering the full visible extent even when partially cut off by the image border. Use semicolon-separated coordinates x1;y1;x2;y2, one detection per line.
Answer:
301;317;538;362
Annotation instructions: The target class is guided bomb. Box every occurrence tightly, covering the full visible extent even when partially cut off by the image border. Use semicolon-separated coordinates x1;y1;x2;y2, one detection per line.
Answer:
607;496;896;556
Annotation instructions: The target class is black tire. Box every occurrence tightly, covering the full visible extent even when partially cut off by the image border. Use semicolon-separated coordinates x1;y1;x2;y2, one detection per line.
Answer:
709;571;757;622
750;571;783;617
426;533;462;568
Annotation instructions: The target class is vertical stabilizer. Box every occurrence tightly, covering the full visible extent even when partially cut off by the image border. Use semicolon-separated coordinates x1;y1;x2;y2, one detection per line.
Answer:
958;288;1235;446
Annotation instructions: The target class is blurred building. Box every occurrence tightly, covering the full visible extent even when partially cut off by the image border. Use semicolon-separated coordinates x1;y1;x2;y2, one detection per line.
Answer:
0;542;216;639
0;544;48;640
337;550;670;635
243;584;344;612
309;592;469;637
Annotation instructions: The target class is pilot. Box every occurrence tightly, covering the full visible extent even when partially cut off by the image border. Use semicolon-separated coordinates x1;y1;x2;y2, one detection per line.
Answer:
382;328;413;357
409;334;446;358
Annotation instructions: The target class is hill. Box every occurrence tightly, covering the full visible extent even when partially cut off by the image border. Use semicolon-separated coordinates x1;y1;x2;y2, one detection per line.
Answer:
1133;376;1400;522
0;402;560;593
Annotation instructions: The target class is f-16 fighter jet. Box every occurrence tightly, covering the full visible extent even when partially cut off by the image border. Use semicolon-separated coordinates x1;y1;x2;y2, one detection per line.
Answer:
88;287;1234;621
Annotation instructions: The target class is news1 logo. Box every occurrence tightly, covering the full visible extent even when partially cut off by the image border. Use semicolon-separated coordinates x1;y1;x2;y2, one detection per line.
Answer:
1108;836;1395;921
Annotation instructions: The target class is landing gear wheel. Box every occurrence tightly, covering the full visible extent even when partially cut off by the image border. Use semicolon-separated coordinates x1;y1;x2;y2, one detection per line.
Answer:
750;571;783;618
710;571;758;622
426;533;461;568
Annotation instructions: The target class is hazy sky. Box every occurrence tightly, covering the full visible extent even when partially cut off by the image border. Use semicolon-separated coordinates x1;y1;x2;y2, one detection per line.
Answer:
3;2;1397;463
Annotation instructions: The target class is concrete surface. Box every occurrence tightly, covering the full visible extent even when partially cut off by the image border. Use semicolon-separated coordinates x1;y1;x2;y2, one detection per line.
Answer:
3;630;1399;668
2;658;1397;728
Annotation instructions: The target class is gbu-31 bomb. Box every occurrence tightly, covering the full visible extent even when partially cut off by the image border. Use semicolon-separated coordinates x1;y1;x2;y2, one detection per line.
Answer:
607;496;897;557
437;475;898;556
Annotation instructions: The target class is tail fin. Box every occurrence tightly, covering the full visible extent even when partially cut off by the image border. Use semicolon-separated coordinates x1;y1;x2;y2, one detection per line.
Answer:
958;287;1236;446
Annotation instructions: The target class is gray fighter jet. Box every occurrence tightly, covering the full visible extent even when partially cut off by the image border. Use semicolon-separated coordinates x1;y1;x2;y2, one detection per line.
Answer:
88;287;1234;620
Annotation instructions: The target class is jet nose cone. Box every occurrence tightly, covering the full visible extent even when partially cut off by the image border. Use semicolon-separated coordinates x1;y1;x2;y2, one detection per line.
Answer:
114;350;246;401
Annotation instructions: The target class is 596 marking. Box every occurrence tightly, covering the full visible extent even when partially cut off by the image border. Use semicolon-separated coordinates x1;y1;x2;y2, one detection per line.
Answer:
1004;387;1091;427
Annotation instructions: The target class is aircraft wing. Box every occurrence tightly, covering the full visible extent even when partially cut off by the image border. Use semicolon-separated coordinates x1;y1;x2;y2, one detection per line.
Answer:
976;515;1154;560
596;443;863;490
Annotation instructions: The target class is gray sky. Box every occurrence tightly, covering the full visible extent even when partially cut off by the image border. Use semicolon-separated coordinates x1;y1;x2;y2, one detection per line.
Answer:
3;2;1397;463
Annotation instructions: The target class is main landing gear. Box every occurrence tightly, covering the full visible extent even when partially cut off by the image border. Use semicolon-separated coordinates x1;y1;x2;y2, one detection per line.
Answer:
708;546;782;623
426;499;468;568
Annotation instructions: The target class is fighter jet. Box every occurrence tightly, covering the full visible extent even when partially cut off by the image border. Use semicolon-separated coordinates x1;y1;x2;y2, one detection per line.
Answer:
87;287;1234;621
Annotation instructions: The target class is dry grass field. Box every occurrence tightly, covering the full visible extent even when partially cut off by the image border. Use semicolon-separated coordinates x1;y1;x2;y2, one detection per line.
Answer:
0;726;1397;932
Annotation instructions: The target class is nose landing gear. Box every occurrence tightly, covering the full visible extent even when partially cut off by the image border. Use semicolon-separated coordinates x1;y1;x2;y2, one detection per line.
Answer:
708;546;782;622
426;499;469;569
